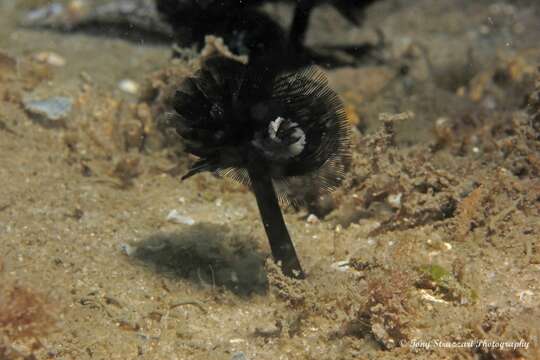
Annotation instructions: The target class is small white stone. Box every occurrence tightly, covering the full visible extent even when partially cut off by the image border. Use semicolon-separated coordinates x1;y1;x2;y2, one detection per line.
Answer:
306;214;319;224
118;79;139;95
435;117;448;127
387;193;402;208
120;243;137;256
229;338;245;344
166;209;195;225
33;51;66;66
419;289;449;304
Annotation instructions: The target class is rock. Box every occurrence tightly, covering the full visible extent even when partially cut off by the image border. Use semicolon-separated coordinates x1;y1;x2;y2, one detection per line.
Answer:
254;322;281;338
119;243;137;257
231;352;249;360
23;96;73;123
166;209;195;225
21;2;65;26
306;214;319;224
371;322;396;349
33;52;66;67
386;193;402;208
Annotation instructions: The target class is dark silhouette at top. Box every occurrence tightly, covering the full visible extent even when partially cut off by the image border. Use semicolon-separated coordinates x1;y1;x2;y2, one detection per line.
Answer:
157;0;379;64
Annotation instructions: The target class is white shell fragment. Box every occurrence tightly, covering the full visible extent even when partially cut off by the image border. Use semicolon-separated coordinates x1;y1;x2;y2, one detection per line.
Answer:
518;290;534;304
118;79;139;94
229;339;245;344
419;289;449;304
166;209;195;225
330;260;350;272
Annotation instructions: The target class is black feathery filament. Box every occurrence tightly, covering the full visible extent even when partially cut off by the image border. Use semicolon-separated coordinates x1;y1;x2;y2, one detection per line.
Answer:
170;57;351;279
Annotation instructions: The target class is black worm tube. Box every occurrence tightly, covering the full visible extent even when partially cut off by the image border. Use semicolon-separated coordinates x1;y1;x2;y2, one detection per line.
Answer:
289;0;315;50
248;163;305;279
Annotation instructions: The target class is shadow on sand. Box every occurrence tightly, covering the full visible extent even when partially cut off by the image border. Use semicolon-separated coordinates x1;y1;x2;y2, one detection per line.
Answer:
131;222;268;296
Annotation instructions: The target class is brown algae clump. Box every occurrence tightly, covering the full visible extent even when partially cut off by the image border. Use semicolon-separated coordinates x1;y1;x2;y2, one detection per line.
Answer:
0;284;56;359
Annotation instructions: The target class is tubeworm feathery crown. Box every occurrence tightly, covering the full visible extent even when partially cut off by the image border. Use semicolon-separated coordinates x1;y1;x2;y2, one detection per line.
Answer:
170;56;351;277
172;57;351;202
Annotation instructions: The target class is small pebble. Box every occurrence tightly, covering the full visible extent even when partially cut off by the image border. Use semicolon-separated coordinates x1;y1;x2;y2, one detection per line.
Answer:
33;51;66;67
119;243;137;257
229;339;245;344
22;3;64;24
166;209;195;225
306;213;319;224
23;96;73;122
387;193;402;208
254;323;281;338
231;352;249;360
419;289;449;304
118;79;139;95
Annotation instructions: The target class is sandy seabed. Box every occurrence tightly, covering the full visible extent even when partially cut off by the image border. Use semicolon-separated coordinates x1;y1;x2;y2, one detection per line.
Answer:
1;0;539;359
